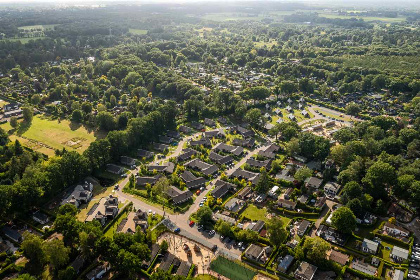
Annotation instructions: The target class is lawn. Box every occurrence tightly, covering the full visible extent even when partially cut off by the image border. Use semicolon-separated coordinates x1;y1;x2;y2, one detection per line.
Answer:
194;275;217;280
129;28;148;35
104;210;128;238
240;204;290;228
270;107;314;124
378;240;394;262
210;256;256;280
1;116;106;157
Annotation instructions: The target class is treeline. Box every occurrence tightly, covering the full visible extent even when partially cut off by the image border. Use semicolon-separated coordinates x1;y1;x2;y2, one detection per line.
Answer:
283;13;373;28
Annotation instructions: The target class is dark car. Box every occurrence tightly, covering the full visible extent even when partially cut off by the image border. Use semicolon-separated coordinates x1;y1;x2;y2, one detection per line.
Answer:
211;245;218;252
174;228;180;233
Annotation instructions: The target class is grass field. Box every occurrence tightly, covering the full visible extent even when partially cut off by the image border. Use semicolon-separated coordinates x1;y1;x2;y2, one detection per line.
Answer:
129;28;148;35
194;275;217;280
1;37;46;44
1;116;106;157
254;40;277;48
18;24;58;30
270;106;314;124
240;204;269;222
318;13;406;23
210;257;256;280
202;12;265;21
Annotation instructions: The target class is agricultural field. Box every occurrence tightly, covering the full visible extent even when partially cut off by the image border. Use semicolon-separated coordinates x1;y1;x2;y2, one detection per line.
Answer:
128;29;148;35
317;13;407;23
210;256;256;280
1;116;106;157
202;12;266;21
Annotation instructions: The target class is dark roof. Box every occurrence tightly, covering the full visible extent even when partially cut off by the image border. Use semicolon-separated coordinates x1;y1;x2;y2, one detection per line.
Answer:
137;149;154;158
209;151;234;165
251;220;265;233
211;180;236;199
184;158;219;175
159;135;174;144
232;138;255;147
148;162;175;174
159;253;176;272
106;164;123;174
213;143;244;156
246;158;272;169
190;137;211;147
33;211;49;222
2;226;22;242
204;118;216;127
204;129;225;138
277;255;294;272
295;262;317;280
231;125;254;138
190;121;204;130
153;143;169;151
165;186;193;204
177;148;197;162
305;177;323;188
136;175;161;186
230;169;260;185
121;156;136;166
176;261;191;277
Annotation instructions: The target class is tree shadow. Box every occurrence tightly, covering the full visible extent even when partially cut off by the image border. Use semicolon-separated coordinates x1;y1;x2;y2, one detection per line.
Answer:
16;121;32;135
69;121;82;131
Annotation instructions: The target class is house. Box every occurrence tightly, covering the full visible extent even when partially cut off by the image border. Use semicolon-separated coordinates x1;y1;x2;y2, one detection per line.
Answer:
204;118;216;128
324;182;340;197
246;158;272;170
136;175;162;187
268;186;279;197
86;262;110;280
230;125;254;138
1;226;22;243
390;246;409;262
264;123;274;132
189;137;212;147
298;194;309;204
184;158;218;176
178;125;192;134
176;261;192;277
316;225;347;246
209;151;234;165
213;212;236;225
160;252;180;272
297;220;311;236
283;187;294;200
153;143;169;152
180;171;206;189
314;196;327;209
159;135;174;145
137;149;154;159
166;130;180;139
224;198;245;212
277;199;297;210
147;162;175;174
70;255;85;274
304;177;323;189
211;180;236;199
204;129;225;139
393;269;404;280
218;117;228;124
120;156;136;167
326;250;349;265
244;244;272;264
247;220;265;233
361;238;379;255
190;121;205;130
142;243;160;268
236;186;252;200
32;211;49;225
177;148;197;162
230;168;260;185
277;255;294;273
294;261;317;280
232;137;255;148
213;142;244;156
383;222;410;237
258;144;280;159
117;210;148;234
62;182;94;208
165;186;193;205
351;260;376;276
106;164;124;175
85;196;119;226
3;108;23;118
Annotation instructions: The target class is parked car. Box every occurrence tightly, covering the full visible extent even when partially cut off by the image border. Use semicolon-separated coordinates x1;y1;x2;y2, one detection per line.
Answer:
197;225;203;231
189;221;195;227
209;230;215;236
174;228;180;233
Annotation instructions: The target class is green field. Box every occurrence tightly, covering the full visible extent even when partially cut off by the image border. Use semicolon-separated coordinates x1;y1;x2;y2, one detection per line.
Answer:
194;275;217;280
1;116;106;156
240;204;291;228
202;12;265;21
129;29;148;35
210;257;256;280
318;13;406;23
1;37;46;44
18;24;58;30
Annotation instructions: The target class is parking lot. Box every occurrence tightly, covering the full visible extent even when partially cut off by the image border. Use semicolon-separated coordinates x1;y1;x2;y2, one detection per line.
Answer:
157;232;216;274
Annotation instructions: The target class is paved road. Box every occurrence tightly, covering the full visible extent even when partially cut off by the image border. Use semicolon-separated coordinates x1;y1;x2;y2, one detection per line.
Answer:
116;131;270;258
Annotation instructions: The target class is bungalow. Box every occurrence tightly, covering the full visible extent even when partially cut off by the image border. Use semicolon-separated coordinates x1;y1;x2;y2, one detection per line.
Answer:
301;110;309;117
297;220;311;236
274;108;281;115
166;130;181;139
136;175;162;187
298;194;309;204
230;125;254;138
4;108;23;118
294;261;317;280
86;262;110;280
211;180;236;199
204;129;225;139
218;117;228;124
383;222;410;237
177;148;197;162
230;168;260;185
351;260;376;276
159;135;174;145
32;211;49;225
236;186;252;200
224;198;245;212
326;250;349;266
390;246;409;262
316;225;347;246
118;209;148;234
244;244;272;264
264;113;272;120
165;186;193;205
176;261;192;277
258;144;280;159
85;196;119;226
147;162;175;174
324;120;336;127
213;143;244;156
180;171;206;189
178;125;192;134
204;118;216;128
286;105;293;112
137;149;154;159
277;198;297;210
153;143;169;152
305;177;323;190
70;255;85;274
232;138;255;148
120;156;136;168
362;238;379;255
213;212;236;225
247;220;265;233
277;255;294;273
1;226;22;243
159;253;179;272
276;166;295;182
190;121;205;130
62;182;94;208
324;182;340;197
268;186;279;197
184;158;219;176
264;123;275;132
246;158;272;170
393;270;404;280
189;137;212;148
106;164;124;175
209;151;234;165
314;196;327;209
283;187;294;200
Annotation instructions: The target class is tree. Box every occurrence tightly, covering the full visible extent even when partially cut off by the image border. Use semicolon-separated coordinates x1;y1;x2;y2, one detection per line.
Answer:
345;102;361;116
195;206;213;228
362;161;396;199
116;249;141;279
10;116;18;128
71;109;83;123
303;237;331;265
294;166;312;182
22;107;33;123
331;207;356;234
341;181;363;204
245;108;263;128
160;240;168;253
214;220;232;237
31;94;41;105
286;137;300;156
58;266;76;280
42;239;70;271
267;217;287;246
155;177;170;196
21;232;45;265
255;168;270;193
346;198;363;217
96;111;116;131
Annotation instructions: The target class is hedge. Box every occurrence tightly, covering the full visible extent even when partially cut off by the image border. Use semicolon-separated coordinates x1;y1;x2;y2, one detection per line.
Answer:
0;264;17;279
373;232;411;249
276;207;320;218
346;267;381;280
187;264;195;278
146;247;162;274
